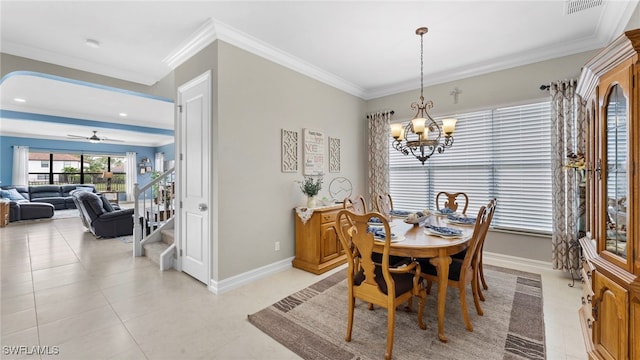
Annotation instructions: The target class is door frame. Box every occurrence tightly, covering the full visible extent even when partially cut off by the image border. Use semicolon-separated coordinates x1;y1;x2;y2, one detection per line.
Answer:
175;70;215;285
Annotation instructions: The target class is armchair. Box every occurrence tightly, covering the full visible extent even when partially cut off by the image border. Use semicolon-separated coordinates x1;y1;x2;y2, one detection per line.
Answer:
71;190;133;238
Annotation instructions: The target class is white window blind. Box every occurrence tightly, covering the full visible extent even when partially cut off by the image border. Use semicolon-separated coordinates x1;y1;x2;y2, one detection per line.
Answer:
389;101;552;234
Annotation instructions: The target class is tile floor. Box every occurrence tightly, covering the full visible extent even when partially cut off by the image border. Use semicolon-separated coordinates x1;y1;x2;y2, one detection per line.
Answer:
1;215;587;359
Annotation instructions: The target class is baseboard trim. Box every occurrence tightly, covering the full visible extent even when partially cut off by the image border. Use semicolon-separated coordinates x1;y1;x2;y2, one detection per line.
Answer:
208;256;294;294
207;252;553;295
483;251;552;273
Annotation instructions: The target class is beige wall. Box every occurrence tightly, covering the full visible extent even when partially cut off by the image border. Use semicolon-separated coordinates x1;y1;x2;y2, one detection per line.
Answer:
175;41;367;280
366;51;597;262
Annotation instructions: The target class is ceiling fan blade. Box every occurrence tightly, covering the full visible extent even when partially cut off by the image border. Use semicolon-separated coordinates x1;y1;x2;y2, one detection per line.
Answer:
101;137;125;142
67;134;88;139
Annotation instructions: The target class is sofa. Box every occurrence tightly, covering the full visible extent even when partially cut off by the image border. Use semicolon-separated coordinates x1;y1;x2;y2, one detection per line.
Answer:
0;184;97;222
71;190;133;238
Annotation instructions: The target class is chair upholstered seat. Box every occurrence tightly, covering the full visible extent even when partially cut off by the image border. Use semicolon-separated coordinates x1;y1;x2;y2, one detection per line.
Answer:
353;266;416;296
418;258;464;281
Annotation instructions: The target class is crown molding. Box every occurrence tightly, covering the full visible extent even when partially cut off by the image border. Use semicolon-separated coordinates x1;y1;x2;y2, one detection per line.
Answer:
162;18;218;69
365;34;604;100
162;18;367;99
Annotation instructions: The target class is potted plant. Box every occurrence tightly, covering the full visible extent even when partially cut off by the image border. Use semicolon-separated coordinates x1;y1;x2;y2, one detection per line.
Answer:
299;175;323;208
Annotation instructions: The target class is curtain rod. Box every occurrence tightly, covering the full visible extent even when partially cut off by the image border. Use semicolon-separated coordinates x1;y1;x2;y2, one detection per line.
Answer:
366;110;395;119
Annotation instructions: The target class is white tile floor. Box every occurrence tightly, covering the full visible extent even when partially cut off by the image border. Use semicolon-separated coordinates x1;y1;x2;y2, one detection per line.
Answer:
1;216;587;360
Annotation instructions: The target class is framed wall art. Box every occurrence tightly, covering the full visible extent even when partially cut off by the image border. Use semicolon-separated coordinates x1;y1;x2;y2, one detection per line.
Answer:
303;128;324;175
329;137;340;173
281;129;298;172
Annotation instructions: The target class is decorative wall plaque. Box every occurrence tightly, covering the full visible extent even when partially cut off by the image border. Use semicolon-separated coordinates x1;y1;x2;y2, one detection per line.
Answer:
281;129;298;172
329;137;340;173
303;128;324;175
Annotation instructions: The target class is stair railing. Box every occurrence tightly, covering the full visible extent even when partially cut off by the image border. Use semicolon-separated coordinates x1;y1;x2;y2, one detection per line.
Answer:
133;167;176;257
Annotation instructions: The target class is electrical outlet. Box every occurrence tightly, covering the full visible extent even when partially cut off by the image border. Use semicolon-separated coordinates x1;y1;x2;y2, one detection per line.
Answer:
274;241;280;251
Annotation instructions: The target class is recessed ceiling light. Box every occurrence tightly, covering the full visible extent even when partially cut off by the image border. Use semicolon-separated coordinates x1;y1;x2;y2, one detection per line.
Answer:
13;98;26;103
85;39;100;48
119;113;127;117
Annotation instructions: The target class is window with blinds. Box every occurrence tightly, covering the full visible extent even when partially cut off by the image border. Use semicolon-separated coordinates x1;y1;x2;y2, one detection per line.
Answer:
388;101;552;234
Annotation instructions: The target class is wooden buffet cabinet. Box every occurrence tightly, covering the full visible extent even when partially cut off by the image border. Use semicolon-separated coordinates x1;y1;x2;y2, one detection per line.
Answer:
293;204;347;274
577;29;640;360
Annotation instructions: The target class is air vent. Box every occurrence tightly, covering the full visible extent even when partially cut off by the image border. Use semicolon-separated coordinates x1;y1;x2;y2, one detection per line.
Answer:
565;0;603;15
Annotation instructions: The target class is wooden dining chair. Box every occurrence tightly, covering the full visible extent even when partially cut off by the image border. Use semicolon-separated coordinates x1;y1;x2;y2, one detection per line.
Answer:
436;191;469;214
375;193;393;218
475;199;496;298
417;199;496;332
335;210;426;360
451;198;497;300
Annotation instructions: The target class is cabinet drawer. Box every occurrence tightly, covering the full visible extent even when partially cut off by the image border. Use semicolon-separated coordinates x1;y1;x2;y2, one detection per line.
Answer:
321;211;338;224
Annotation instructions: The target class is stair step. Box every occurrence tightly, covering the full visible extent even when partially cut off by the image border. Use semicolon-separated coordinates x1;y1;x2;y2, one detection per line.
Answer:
143;241;170;266
161;228;175;245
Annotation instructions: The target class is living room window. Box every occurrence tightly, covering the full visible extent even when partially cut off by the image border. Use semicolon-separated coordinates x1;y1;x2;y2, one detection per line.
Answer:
28;152;126;192
388;100;552;234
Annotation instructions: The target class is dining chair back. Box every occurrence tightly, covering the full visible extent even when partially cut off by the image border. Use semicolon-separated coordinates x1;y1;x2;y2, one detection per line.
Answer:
375;193;393;218
335;210;426;360
343;195;367;214
436;191;469;214
418;198;495;332
476;198;497;296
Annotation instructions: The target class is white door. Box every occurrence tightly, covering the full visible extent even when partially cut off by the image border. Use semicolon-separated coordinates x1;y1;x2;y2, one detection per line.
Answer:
177;71;211;284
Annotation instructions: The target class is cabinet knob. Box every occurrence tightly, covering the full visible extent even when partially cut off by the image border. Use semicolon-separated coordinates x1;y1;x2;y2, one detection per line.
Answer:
587;294;592;303
587;318;592;329
581;296;586;305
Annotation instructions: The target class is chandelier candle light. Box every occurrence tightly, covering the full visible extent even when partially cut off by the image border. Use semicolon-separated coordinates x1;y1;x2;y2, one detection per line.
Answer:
390;27;457;164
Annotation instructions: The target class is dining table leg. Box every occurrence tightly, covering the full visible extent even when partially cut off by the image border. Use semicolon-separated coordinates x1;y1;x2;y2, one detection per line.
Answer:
430;254;452;343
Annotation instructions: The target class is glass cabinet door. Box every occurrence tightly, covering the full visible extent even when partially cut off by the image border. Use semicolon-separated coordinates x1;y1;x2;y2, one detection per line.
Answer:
604;84;628;259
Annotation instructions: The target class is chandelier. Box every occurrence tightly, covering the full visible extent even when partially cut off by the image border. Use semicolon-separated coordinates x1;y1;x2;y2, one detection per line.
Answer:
390;27;457;164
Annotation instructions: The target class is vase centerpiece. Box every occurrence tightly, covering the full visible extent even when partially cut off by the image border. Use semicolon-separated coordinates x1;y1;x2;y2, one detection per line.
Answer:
299;174;323;208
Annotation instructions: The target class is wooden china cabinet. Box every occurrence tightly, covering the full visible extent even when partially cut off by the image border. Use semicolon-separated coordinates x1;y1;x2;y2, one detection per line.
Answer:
577;29;640;360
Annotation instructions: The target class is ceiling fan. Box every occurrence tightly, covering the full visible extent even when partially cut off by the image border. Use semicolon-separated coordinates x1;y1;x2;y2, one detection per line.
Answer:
67;130;124;143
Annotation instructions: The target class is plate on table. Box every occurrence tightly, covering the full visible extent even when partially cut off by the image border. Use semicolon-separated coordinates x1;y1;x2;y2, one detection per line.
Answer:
424;225;463;238
368;217;384;227
389;209;412;218
435;208;457;217
446;214;476;226
368;227;402;242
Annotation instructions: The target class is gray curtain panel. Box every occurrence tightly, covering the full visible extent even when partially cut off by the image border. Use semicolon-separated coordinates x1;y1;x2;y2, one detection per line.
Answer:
549;80;585;271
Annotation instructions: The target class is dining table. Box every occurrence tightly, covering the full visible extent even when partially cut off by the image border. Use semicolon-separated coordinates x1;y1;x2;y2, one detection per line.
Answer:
371;214;475;343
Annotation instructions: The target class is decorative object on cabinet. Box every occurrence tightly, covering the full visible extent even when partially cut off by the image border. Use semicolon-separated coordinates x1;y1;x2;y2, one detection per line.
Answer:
389;27;457;165
298;174;323;208
328;137;340;173
293;204;347;274
328;176;352;203
302;128;324;175
576;28;639;360
281;129;298;173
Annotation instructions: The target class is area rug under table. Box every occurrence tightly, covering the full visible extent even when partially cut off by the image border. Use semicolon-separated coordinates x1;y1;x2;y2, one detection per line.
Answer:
248;265;545;360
